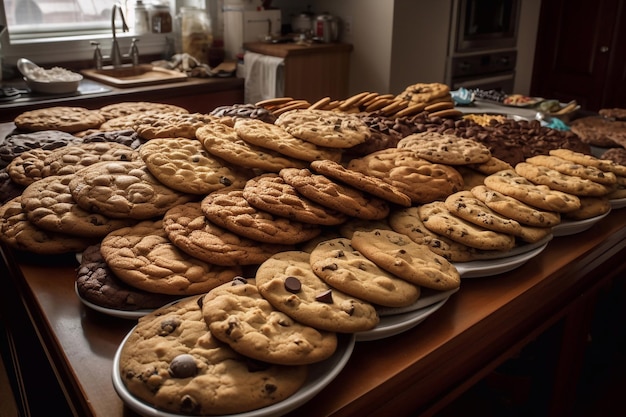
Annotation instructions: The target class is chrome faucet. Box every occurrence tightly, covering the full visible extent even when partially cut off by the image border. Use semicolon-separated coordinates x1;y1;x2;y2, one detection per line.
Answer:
90;5;139;69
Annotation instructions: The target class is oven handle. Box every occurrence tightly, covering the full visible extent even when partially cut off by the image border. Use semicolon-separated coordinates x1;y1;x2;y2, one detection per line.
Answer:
454;73;515;88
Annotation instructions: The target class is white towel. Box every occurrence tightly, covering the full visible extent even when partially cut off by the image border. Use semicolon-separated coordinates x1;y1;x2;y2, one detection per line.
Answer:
243;51;284;104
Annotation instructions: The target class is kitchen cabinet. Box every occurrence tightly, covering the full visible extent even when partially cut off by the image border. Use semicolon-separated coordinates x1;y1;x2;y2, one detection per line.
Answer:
243;42;353;104
530;0;626;111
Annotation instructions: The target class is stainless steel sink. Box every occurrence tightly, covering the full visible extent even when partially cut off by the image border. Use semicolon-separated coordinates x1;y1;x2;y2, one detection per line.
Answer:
81;64;188;88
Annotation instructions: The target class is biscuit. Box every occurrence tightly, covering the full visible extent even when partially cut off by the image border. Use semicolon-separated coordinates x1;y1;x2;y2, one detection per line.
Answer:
309;237;421;307
396;82;450;105
483;169;581;213
81;129;146;149
163;202;293;266
444;191;523;235
397;132;492;165
21;174;135;238
0;196;94;254
68;160;194;219
76;244;179;311
418;201;516;251
100;219;242;295
133;112;217;139
233;118;342;163
98;101;188;120
210;103;278;124
14;106;105;133
197;121;308;172
255;251;379;333
562;196;611;221
470;185;561;227
242;173;348;226
279;167;390;220
515;162;612;197
0;130;80;168
43;142;140;177
202;278;338;365
6;148;51;186
309;160;412;207
525;154;617;185
549;149;626;177
274;109;370;149
139;137;251;195
350;229;461;291
201;189;322;245
118;296;307;415
346;148;464;203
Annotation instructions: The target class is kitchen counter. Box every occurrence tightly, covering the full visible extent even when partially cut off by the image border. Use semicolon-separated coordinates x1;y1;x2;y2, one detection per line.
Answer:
1;140;624;417
0;75;244;123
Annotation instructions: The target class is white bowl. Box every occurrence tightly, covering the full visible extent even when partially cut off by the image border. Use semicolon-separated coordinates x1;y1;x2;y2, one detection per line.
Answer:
24;76;81;94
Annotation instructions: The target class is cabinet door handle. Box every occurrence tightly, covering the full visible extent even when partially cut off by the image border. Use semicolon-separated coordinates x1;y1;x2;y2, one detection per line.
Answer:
600;46;609;53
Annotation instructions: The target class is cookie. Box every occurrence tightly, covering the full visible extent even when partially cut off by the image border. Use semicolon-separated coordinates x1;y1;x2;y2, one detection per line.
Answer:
118;296;307;415
274;109;370;149
133;112;217;139
68;160;194;219
210;103;277;124
81;129;146;149
14;106;105;133
76;244;179;311
233;118;342;163
388;206;497;262
397;132;492;165
309;160;412;207
279;167;390;220
346;147;464;203
525;154;617;185
309;237;421;307
100;219;241;295
163;202;293;266
600;148;626;167
197;121;307;172
350;229;461;291
255;251;379;333
202;278;338;365
99;111;158;132
242;173;348;226
515;162;612;197
21;174;135;238
338;217;392;239
43;142;140;177
0;196;94;254
483;169;581;213
562;196;611;221
467;156;514;175
418;201;516;251
569;116;626;147
201;189;321;245
6;148;51;186
470;185;561;227
444;191;523;235
599;108;626;121
98;101;189;120
396;82;450;105
549;149;626;177
139;137;251;195
0;130;80;168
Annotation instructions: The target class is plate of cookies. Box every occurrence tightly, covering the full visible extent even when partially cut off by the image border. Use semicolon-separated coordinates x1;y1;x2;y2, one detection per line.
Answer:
112;294;357;417
610;197;626;210
552;211;611;237
355;296;451;342
375;287;460;317
74;283;155;320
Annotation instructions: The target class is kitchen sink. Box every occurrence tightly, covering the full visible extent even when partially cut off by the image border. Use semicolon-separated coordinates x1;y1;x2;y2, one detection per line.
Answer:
81;64;187;88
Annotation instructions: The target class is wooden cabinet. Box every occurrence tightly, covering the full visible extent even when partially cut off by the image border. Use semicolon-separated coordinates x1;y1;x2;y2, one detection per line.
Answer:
530;0;626;111
243;42;353;104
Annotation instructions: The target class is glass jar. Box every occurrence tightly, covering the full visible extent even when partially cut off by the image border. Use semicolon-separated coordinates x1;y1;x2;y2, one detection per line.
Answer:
180;7;213;65
133;0;150;35
151;3;172;33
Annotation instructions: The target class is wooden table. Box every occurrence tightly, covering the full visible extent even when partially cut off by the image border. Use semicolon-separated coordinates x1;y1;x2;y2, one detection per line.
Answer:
2;207;625;417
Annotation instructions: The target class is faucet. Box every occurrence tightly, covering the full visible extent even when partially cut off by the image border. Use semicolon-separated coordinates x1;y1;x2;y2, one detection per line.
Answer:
90;5;139;69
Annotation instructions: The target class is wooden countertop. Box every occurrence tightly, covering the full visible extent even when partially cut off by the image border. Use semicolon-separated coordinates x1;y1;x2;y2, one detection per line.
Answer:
3;199;626;416
244;41;353;58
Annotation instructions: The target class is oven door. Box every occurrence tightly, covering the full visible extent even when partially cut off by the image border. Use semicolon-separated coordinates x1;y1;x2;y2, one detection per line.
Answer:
451;72;515;93
454;0;520;52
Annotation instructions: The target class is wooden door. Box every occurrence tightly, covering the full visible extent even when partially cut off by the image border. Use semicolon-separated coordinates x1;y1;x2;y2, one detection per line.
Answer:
530;0;626;111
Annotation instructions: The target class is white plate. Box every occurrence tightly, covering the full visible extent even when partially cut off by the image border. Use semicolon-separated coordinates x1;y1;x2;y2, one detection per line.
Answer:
375;287;460;317
552;211;610;237
453;241;549;278
112;330;356;417
75;282;153;320
355;297;450;342
610;197;626;210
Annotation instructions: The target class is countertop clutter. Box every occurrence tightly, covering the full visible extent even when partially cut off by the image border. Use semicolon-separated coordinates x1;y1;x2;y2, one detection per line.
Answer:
1;82;626;417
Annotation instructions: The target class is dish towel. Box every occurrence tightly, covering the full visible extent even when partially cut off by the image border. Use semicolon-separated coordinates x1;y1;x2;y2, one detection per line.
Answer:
243;51;284;104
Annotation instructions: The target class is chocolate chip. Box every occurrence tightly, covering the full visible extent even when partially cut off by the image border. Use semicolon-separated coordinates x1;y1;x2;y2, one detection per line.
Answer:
158;317;181;335
169;354;197;378
316;289;333;304
284;276;301;293
232;276;247;286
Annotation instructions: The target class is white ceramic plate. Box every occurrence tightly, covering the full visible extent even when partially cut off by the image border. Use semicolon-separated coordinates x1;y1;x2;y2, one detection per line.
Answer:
355;297;450;342
75;282;153;320
375;287;460;317
112;331;356;417
610;197;626;210
552;211;610;237
453;241;549;278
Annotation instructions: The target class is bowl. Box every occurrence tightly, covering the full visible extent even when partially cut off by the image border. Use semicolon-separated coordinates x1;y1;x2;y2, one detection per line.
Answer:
18;57;82;95
24;76;81;94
